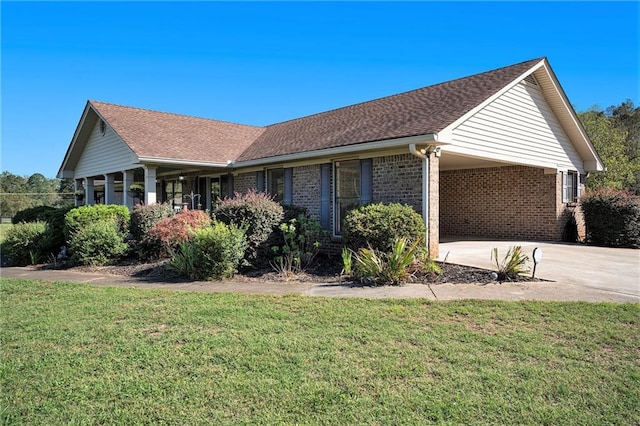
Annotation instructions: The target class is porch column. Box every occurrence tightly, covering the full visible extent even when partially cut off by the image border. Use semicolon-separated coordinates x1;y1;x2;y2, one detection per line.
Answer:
85;178;95;205
426;151;440;258
74;179;84;207
204;177;212;211
122;170;135;209
104;173;115;204
144;166;157;205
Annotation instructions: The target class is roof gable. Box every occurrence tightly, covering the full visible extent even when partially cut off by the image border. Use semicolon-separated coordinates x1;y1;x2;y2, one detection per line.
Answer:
236;58;544;162
90;101;265;165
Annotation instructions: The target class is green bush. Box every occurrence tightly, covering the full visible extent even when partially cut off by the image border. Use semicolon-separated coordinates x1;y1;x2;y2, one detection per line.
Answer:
130;203;175;241
343;203;426;252
11;206;73;257
65;205;130;240
353;238;422;286
2;221;47;266
69;221;129;266
12;205;56;225
581;188;640;248
214;190;283;261
170;222;247;280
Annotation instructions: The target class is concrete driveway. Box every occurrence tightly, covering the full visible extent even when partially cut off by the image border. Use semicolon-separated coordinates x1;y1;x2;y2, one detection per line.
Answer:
438;239;640;300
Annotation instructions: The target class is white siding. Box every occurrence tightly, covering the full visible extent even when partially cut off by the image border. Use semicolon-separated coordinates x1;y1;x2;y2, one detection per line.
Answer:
75;122;138;177
451;81;583;171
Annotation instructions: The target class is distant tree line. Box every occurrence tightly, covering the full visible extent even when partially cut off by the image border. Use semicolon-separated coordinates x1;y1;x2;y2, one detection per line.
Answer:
0;172;73;218
578;99;640;193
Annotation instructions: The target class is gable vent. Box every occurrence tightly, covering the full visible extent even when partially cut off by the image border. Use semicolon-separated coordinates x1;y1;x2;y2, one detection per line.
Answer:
523;74;538;86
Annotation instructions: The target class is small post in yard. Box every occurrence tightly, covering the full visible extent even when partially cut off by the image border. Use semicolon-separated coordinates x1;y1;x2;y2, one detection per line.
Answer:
532;247;542;279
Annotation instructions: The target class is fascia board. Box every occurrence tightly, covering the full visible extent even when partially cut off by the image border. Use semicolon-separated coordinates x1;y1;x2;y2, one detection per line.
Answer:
57;102;94;178
137;157;230;168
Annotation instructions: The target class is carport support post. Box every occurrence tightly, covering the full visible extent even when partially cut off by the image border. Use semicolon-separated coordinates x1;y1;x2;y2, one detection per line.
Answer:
144;166;157;205
104;173;115;205
425;150;440;259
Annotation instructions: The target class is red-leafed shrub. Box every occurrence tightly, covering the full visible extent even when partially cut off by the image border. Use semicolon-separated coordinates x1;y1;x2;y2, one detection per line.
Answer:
144;209;211;258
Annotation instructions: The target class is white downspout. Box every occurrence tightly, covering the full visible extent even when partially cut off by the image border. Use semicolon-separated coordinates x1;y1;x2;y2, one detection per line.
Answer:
409;144;429;248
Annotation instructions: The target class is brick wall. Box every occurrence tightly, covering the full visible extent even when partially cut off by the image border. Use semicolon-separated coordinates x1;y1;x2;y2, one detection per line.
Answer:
373;154;422;212
440;165;561;240
292;164;322;221
233;172;256;195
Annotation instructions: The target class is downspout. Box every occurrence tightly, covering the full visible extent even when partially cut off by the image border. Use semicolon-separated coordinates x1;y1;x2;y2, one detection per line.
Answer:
409;144;429;249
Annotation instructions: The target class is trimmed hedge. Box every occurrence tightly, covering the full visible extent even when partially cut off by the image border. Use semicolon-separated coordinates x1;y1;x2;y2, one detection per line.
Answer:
581;188;640;248
343;203;426;252
65;205;130;240
69;221;129;266
11;206;73;257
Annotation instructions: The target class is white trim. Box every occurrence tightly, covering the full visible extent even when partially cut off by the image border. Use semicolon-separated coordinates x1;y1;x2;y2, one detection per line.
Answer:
137;157;229;168
233;134;445;169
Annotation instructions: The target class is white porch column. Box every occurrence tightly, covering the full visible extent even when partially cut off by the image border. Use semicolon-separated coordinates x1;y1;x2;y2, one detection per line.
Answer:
122;170;135;209
144;166;157;205
204;177;212;211
75;179;84;207
104;173;115;205
85;178;95;205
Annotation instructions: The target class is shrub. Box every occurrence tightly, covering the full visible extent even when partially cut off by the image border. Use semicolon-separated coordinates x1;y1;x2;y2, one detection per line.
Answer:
2;221;47;266
214;190;283;261
130;203;175;241
145;209;211;258
65;205;130;240
193;222;247;280
491;246;530;281
12;205;56;225
11;206;72;257
353;238;422;286
271;215;323;276
581;188;640;248
68;221;129;266
343;203;426;252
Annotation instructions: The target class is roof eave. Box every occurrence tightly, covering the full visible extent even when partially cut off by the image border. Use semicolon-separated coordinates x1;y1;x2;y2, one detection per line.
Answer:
137;157;231;168
234;134;448;168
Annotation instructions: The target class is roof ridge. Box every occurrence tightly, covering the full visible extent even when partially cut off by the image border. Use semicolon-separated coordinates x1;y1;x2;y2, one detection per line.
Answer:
89;100;263;129
265;57;546;128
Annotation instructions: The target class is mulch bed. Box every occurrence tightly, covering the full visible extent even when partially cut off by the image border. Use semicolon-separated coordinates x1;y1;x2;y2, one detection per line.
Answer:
49;254;538;285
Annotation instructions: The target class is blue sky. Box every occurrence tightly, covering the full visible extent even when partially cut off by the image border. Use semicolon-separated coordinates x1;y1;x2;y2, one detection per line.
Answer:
1;1;638;178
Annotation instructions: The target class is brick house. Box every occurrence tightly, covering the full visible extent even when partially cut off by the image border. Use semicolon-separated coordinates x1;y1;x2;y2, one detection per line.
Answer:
57;58;604;257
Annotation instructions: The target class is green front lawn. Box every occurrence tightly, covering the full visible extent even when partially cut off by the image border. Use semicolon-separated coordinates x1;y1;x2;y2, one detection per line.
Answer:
1;278;638;425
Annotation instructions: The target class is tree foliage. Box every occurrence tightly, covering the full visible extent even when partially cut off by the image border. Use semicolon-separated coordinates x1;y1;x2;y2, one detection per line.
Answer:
0;171;72;218
579;100;640;193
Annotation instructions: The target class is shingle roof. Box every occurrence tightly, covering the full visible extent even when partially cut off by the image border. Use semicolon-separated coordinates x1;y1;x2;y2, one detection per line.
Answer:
87;58;543;166
90;101;265;164
236;58;543;162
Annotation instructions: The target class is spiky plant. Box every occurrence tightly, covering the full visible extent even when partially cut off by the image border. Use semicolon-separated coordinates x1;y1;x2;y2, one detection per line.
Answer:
491;246;530;281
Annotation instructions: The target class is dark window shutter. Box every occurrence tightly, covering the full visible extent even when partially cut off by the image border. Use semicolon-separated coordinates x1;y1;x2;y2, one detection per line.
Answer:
283;168;293;205
360;158;373;204
227;174;234;198
320;164;331;230
256;171;265;192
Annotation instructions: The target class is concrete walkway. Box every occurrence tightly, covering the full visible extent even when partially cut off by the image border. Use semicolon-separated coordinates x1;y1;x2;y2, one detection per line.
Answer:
2;239;639;304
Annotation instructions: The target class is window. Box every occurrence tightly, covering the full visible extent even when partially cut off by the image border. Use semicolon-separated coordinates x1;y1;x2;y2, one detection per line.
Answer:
334;159;372;235
164;180;183;210
267;169;284;200
99;120;106;136
562;171;579;203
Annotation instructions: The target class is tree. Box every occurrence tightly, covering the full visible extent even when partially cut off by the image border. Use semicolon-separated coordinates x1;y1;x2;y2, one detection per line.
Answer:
0;171;69;218
579;101;640;193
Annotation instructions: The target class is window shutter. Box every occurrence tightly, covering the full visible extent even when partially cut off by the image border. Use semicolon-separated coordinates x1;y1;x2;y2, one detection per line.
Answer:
283;168;293;205
227;174;234;198
320;164;331;230
360;158;373;205
256;171;265;192
562;172;568;203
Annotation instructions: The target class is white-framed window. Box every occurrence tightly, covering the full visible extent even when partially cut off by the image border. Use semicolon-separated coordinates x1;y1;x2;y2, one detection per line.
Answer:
562;171;579;203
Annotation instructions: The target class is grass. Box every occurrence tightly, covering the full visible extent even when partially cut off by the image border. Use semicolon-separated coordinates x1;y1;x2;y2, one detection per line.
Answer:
1;278;639;425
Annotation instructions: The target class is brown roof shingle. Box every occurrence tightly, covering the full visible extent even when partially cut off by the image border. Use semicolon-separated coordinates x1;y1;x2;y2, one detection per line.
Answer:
90;101;265;164
236;58;543;162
